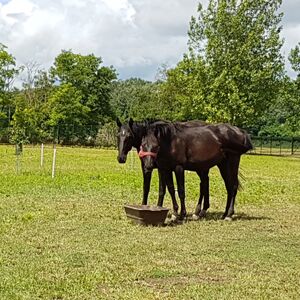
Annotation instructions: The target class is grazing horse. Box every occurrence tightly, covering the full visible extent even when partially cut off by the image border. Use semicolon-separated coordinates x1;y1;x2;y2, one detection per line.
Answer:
116;118;209;218
140;122;253;220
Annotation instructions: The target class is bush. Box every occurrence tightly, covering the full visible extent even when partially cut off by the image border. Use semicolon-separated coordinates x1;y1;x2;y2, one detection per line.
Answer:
95;122;117;148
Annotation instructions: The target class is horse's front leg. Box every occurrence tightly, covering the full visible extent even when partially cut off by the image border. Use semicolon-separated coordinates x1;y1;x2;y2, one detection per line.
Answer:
157;169;166;207
141;161;152;205
161;169;179;219
175;165;186;220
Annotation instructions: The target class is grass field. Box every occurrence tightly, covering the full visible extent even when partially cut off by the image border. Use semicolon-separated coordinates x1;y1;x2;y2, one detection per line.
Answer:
0;145;299;300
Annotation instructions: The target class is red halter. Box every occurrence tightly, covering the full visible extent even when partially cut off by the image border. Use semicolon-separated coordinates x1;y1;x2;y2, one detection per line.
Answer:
138;146;157;159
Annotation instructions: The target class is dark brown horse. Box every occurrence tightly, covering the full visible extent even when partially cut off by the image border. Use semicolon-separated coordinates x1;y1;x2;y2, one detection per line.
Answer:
116;118;209;219
117;118;177;214
140;122;253;220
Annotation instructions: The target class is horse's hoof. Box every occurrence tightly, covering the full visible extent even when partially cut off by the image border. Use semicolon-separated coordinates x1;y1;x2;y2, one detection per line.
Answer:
224;216;233;221
192;214;200;221
178;213;187;221
170;214;178;222
199;210;207;218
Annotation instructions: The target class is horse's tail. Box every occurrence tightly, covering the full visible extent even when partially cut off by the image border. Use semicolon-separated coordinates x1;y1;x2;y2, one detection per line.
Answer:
233;131;254;154
243;132;253;152
222;133;253;155
238;169;246;191
217;125;253;154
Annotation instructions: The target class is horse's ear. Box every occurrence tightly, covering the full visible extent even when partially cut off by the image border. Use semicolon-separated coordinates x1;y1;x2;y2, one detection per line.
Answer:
129;117;133;129
116;117;122;128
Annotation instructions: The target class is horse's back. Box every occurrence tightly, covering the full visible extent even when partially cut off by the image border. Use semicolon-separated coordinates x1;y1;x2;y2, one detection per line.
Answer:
208;123;253;154
171;126;224;168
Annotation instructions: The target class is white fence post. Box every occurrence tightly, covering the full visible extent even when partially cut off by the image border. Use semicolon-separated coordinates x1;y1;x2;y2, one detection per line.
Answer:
52;145;57;178
40;143;44;167
15;143;23;174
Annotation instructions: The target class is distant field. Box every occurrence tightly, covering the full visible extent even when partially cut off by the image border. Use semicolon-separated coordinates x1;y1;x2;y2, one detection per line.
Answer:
0;145;299;299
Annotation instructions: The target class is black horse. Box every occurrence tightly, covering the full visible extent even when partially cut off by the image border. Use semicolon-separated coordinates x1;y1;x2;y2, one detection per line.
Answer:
140;122;253;220
116;118;209;219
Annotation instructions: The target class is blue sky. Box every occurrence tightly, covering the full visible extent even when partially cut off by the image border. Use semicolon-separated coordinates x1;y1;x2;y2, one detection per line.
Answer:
0;0;299;81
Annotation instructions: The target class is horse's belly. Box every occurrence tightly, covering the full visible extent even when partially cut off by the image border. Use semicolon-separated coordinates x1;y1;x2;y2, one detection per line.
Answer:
184;148;224;170
184;156;223;171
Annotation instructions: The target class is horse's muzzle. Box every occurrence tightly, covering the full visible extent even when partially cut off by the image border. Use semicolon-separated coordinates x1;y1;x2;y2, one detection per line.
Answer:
142;156;156;172
117;155;127;163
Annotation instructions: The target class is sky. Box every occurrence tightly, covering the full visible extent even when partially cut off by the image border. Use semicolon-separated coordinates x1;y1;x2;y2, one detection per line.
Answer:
0;0;299;81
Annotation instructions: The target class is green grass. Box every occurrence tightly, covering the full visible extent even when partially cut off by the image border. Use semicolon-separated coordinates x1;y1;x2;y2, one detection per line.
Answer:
0;145;299;299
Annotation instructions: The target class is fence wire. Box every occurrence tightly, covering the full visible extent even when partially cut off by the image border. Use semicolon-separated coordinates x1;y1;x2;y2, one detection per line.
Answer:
250;136;300;156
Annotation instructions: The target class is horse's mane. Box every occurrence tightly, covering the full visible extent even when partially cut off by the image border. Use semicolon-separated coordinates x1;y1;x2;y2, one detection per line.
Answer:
125;119;169;148
131;119;165;137
145;121;178;143
133;119;160;128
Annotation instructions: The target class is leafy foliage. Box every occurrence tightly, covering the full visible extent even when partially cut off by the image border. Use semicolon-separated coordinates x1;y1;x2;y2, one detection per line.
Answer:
158;55;208;121
0;44;19;130
6;50;118;144
162;0;285;127
50;50;117;125
289;42;300;73
110;78;163;121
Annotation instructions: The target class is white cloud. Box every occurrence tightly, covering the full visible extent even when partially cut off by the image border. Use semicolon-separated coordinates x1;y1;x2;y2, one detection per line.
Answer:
282;25;300;56
0;0;299;81
0;0;35;25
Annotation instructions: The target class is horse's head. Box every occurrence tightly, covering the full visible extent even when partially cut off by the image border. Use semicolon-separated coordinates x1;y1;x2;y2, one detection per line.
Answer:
116;118;135;163
139;127;160;172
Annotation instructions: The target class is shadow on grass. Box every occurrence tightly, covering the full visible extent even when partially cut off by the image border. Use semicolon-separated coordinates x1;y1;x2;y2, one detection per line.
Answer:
164;211;272;227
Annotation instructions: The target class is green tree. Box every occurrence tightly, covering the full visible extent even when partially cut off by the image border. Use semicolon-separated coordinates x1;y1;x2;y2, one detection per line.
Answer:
285;43;300;135
10;67;55;143
289;42;300;74
163;0;285;127
46;83;90;143
0;44;19;129
255;43;300;137
110;78;163;120
50;50;117;125
158;56;208;121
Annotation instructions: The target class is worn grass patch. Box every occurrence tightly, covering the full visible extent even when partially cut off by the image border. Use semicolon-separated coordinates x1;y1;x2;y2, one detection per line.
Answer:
0;146;299;299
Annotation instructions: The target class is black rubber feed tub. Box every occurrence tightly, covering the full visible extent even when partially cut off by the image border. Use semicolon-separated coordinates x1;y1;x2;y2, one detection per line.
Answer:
124;204;169;226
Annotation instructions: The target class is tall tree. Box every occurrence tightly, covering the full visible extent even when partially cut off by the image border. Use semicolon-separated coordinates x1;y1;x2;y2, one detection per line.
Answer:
50;50;117;125
0;44;19;128
158;56;208;121
10;69;55;143
46;83;90;143
289;42;300;74
285;43;300;135
110;78;163;121
164;0;285;127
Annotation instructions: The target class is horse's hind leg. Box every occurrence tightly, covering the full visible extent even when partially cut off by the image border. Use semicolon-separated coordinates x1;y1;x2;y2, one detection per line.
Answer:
218;155;241;220
192;170;209;220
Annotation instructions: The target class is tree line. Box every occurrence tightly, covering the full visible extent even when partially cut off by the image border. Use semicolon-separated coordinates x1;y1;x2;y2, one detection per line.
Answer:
0;0;299;146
